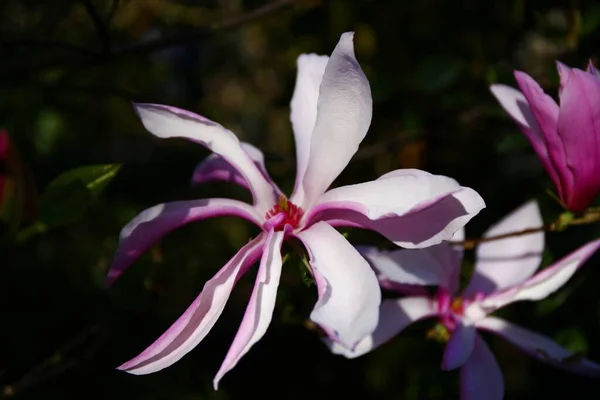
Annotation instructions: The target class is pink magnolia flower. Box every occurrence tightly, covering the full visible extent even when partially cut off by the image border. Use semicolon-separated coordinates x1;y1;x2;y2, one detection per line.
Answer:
491;61;600;212
108;32;485;388
328;200;600;400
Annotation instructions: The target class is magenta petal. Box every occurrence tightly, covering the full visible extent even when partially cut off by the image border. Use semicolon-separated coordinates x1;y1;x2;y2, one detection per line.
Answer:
460;334;504;400
442;319;476;370
107;199;262;286
490;84;562;196
213;229;285;389
514;71;571;201
557;68;600;211
117;234;266;375
477;317;600;377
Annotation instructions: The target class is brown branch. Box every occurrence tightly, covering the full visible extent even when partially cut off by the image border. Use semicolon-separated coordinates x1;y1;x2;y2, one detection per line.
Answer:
450;226;549;250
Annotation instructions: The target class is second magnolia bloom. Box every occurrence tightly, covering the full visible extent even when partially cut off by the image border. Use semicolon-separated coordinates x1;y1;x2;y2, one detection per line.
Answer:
491;61;600;212
108;32;485;388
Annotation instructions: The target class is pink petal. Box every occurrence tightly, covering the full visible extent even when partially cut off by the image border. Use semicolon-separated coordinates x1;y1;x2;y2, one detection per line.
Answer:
360;243;462;294
191;142;281;194
489;84;562;195
463;200;544;296
133;103;278;212
557;68;600;211
107;199;262;286
477;317;600;377
586;59;600;78
289;53;329;203
117;234;266;375
213;229;285;389
308;169;485;248
326;296;437;358
481;239;600;312
296;221;381;349
460;333;504;400
514;71;572;202
291;32;372;209
442;318;476;370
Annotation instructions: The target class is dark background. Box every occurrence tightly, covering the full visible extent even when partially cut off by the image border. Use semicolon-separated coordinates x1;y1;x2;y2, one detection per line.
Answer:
2;0;600;398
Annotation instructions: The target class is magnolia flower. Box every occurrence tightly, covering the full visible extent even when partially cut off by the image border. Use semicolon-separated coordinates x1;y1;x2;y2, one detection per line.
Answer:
328;200;600;400
107;32;485;388
491;61;600;212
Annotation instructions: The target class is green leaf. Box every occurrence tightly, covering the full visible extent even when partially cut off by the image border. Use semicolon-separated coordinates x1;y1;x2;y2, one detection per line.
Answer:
24;164;121;237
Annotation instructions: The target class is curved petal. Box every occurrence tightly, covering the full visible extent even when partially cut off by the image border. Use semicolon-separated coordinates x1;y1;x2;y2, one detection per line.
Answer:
213;229;285;389
117;234;266;375
291;32;372;209
460;334;504;400
133;103;277;212
442;318;476;370
191;142;282;194
514;72;572;201
360;243;462;294
290;54;329;201
308;169;485;248
481;239;600;312
557;68;600;211
296;221;381;349
490;84;563;198
477;317;600;377
107;199;262;286
463;200;544;296
326;296;437;358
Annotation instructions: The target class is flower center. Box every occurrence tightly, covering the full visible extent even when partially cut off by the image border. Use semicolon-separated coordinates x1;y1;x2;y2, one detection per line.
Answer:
264;195;303;231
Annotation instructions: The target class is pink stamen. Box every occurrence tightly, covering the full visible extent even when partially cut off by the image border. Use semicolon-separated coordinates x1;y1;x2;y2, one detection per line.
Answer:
264;195;303;231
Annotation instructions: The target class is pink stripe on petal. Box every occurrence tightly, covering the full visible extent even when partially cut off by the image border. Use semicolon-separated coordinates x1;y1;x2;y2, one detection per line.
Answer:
133;103;278;212
477;317;600;377
481;239;600;312
460;333;504;400
118;234;266;375
107;198;262;286
311;187;484;249
213;229;285;389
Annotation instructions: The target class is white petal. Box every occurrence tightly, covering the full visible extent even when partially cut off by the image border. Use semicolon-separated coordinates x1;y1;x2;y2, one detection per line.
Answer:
133;103;277;212
213;229;285;389
464;200;544;296
307;169;486;248
481;239;600;311
360;244;462;294
477;317;600;377
289;54;329;202
118;234;266;375
291;32;372;209
326;296;437;358
296;221;381;349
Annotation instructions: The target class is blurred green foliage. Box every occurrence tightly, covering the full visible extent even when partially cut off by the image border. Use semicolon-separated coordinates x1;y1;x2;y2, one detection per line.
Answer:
2;0;600;399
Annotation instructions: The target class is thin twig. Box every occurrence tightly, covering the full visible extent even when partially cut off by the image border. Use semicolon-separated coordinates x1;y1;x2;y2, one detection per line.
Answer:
0;0;308;76
450;226;549;250
80;0;112;53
